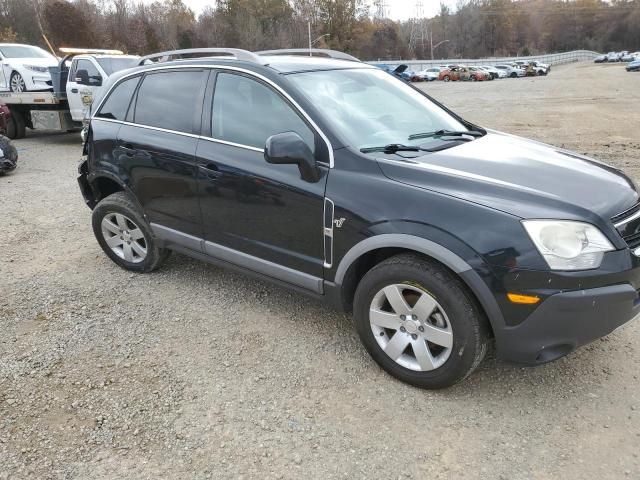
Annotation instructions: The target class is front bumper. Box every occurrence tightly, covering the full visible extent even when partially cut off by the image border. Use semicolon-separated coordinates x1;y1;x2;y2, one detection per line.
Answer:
26;74;53;91
496;283;639;364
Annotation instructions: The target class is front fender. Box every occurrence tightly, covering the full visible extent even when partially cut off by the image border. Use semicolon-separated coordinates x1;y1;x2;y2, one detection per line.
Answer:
330;233;506;337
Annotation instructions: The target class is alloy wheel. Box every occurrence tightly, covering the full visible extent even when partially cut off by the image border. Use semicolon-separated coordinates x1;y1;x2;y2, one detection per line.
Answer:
10;73;25;93
369;283;453;371
101;213;147;263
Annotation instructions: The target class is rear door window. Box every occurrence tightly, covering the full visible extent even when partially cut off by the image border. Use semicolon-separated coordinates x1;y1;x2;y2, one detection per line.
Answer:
134;70;207;134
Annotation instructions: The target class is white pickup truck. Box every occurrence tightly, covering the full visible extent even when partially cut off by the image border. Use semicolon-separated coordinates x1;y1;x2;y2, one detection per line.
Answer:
1;48;138;139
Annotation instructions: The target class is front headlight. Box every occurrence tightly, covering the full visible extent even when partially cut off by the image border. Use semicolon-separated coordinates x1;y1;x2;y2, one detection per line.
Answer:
522;220;614;270
24;65;48;73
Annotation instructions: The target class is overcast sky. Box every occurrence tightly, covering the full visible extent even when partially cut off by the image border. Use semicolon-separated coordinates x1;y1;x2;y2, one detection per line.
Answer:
174;0;459;20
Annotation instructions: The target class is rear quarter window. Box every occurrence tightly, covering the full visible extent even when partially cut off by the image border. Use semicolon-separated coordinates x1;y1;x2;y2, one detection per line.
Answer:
96;76;140;121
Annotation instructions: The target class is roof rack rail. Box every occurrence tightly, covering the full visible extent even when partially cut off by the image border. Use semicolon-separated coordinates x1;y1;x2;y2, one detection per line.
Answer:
138;48;267;66
257;49;360;62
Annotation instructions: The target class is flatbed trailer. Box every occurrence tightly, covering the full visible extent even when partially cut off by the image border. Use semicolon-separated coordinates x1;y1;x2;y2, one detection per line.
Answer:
0;90;79;139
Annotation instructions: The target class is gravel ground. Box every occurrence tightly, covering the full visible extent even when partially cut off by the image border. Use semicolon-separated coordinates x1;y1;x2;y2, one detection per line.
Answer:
1;62;639;480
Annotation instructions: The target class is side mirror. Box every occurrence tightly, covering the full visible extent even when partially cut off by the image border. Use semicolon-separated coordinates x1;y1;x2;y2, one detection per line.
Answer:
75;69;89;85
264;132;320;183
90;75;102;86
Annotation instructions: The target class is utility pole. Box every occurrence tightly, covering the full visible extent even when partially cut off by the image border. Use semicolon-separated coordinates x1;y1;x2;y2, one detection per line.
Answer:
374;0;388;21
308;21;312;56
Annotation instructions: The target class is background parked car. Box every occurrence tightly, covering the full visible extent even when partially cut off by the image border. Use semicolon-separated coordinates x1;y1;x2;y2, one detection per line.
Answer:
416;67;440;81
439;65;487;81
401;69;422;82
0;43;58;92
606;51;619;62
494;64;524;78
468;66;490;80
376;63;408;80
531;60;550;74
594;54;607;63
478;65;503;79
627;59;640;72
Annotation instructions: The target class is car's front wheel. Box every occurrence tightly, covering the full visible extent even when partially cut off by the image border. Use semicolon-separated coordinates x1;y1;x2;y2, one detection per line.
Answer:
92;192;170;273
10;72;26;92
353;254;490;389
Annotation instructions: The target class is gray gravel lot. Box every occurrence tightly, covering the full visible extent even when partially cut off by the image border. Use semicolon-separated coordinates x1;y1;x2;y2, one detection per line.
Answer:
1;62;639;479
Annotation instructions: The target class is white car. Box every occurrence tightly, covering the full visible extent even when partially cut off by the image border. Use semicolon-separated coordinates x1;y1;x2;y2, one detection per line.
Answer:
417;67;441;81
606;51;619;62
494;64;524;78
0;43;58;92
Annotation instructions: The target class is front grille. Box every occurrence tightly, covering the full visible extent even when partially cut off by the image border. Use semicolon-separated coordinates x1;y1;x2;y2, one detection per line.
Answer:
612;202;640;248
612;203;640;224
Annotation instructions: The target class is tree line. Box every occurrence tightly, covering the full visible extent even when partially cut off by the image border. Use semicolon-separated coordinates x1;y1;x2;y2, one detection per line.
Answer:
0;0;638;61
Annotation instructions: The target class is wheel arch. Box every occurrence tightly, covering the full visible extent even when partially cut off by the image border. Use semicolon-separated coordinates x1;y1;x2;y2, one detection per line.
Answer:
87;171;127;204
332;234;505;335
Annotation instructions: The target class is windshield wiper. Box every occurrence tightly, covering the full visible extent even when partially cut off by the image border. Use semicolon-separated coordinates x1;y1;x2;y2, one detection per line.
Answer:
360;143;424;154
408;129;483;141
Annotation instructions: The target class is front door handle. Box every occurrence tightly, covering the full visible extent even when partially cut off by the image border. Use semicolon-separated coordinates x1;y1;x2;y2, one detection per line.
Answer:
71;88;78;93
199;163;223;180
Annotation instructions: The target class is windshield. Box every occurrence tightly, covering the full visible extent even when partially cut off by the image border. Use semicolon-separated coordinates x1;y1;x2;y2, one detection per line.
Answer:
96;57;139;75
287;68;468;151
0;45;51;59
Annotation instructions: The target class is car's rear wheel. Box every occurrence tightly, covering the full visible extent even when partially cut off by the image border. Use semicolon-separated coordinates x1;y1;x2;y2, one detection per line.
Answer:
92;192;170;273
353;254;490;389
443;75;450;82
510;72;517;78
10;72;26;93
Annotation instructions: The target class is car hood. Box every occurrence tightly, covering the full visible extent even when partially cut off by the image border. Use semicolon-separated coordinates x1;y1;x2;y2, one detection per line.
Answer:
11;57;57;68
376;131;638;221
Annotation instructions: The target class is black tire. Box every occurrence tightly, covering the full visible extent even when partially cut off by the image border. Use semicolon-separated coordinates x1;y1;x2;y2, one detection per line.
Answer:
6;114;16;139
510;72;517;78
12;112;26;139
91;192;170;273
443;75;450;82
353;254;490;389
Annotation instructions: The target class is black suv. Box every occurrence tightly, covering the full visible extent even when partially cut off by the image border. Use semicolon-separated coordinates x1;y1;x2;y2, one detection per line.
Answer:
78;48;640;389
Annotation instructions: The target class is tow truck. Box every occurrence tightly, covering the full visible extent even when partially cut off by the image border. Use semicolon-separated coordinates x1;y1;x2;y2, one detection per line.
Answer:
1;48;139;139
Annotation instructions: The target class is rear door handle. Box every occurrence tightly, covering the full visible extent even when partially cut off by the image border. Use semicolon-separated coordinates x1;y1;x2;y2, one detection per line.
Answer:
71;88;78;93
199;163;223;180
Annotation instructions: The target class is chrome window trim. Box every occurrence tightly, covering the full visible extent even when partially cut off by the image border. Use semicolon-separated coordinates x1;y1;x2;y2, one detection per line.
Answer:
91;64;335;167
93;117;201;139
93;117;264;153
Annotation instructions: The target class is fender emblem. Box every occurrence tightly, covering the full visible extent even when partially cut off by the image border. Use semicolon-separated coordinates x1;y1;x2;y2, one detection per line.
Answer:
333;218;346;228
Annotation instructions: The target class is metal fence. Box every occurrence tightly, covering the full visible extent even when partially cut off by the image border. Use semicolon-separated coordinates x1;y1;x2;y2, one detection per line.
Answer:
367;50;600;70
